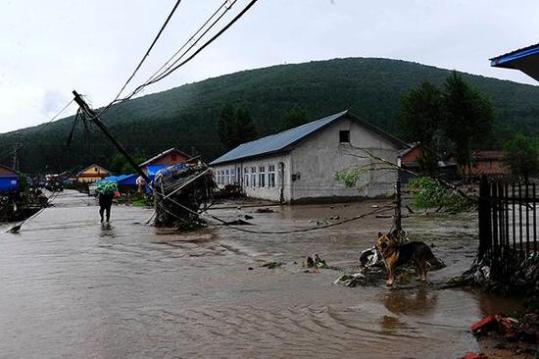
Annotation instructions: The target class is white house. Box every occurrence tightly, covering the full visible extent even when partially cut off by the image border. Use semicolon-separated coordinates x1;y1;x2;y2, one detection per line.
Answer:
210;110;407;203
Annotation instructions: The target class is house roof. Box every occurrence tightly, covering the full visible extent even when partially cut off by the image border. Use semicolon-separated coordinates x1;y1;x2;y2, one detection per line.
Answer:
490;43;539;81
210;110;406;166
76;164;110;177
139;147;191;167
474;150;505;161
0;164;18;177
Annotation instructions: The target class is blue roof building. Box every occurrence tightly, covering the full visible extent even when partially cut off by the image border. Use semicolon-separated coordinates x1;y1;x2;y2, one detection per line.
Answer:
210;110;407;203
0;165;19;194
490;43;539;81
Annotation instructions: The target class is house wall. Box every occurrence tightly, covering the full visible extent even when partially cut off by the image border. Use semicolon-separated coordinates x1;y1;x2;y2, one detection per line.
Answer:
212;118;401;203
0;166;17;177
401;146;422;166
289;118;399;201
212;153;292;202
468;160;510;177
147;152;189;166
76;165;110;183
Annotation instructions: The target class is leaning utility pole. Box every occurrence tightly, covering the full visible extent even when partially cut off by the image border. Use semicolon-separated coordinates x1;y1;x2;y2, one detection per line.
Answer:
72;90;150;183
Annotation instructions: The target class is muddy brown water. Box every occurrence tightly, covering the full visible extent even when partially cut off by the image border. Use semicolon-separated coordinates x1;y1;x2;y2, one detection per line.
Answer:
0;191;522;358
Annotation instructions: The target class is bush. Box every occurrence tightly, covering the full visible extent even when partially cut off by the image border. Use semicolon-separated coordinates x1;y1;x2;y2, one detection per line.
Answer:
407;177;470;212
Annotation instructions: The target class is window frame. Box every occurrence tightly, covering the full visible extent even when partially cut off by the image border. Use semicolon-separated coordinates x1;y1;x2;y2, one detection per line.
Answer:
339;130;350;143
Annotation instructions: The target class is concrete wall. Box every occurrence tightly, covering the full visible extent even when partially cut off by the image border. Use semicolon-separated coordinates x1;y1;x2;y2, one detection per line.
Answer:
212;117;401;203
289;118;399;201
212;153;292;202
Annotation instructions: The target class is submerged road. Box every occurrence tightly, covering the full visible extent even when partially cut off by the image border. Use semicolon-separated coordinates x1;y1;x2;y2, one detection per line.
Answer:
0;190;520;358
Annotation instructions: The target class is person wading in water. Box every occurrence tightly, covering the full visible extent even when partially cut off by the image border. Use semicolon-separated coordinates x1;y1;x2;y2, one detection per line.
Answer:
98;191;114;223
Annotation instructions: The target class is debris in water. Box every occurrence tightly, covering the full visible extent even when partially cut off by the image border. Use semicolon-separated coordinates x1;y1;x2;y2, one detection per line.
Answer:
303;254;329;269
226;219;252;225
261;261;283;269
256;208;274;213
153;163;214;228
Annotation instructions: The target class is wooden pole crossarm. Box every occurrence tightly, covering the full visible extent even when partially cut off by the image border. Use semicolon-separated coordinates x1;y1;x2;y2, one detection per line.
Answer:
72;90;150;183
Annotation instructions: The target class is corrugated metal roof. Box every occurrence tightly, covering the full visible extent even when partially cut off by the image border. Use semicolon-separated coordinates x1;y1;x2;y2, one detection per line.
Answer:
210;110;406;166
210;110;349;165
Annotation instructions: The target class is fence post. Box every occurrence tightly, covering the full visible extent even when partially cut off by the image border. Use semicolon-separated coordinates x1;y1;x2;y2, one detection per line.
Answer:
478;175;491;261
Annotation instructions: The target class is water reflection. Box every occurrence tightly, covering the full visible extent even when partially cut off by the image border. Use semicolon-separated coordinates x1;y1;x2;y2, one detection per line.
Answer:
382;286;438;316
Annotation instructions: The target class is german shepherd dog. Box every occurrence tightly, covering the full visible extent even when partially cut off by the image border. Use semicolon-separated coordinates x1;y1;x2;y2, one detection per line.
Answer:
375;232;443;287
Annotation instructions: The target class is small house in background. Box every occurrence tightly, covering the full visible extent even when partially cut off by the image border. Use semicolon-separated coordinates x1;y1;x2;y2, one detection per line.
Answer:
73;164;111;183
466;151;510;177
210;110;407;203
0;165;19;194
139;147;191;175
399;143;457;182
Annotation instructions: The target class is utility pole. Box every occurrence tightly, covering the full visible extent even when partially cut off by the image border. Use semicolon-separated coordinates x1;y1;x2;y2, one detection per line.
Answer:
394;156;403;241
72;90;150;183
12;143;20;171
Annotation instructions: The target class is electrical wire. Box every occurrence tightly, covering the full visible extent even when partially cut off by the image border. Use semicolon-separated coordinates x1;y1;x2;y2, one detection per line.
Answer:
138;0;258;90
113;0;183;102
0;99;75;165
93;0;258;119
135;0;238;91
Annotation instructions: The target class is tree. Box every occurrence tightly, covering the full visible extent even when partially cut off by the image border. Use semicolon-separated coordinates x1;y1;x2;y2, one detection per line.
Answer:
442;71;494;173
399;81;444;172
217;104;235;150
217;105;258;151
234;107;257;146
503;134;539;180
282;106;308;130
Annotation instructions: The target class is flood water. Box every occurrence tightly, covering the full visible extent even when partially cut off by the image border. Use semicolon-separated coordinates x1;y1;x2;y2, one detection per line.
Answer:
0;191;522;358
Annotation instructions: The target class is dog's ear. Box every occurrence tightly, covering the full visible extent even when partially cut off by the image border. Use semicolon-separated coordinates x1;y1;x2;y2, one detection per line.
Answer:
378;232;383;238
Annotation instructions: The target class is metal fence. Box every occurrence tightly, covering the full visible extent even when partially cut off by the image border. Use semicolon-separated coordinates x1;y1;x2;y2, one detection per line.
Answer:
478;176;538;281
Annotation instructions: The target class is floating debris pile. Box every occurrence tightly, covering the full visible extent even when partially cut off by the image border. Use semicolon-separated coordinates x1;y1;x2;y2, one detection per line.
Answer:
153;163;214;228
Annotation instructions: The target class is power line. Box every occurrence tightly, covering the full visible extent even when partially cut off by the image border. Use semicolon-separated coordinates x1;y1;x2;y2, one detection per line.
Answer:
0;99;75;165
98;0;258;116
138;0;236;90
113;0;183;102
137;0;259;91
91;0;237;120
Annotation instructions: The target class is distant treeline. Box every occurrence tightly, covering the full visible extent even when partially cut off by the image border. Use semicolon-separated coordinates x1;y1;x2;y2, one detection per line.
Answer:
1;57;539;174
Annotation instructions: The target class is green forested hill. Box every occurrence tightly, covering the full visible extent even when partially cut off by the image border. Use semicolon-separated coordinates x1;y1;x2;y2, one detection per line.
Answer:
2;57;539;174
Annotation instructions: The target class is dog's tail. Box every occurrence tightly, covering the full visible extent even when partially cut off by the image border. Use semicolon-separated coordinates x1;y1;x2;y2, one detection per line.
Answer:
426;249;446;270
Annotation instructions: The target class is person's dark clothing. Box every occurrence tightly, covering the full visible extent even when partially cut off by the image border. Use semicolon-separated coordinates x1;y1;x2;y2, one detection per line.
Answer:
98;193;114;222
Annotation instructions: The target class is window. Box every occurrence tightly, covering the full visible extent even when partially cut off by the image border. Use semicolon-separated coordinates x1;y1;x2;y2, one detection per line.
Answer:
251;167;256;187
339;130;350;143
245;174;249;187
225;169;229;184
268;165;276;187
258;166;265;187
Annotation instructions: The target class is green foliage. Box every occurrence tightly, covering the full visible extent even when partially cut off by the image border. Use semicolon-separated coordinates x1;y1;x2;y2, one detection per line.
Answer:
503;134;539;180
442;71;494;170
109;152;147;175
282;105;308;130
407;177;470;212
399;81;443;144
399;81;444;172
1;58;538;174
399;72;494;173
335;167;366;188
217;105;257;151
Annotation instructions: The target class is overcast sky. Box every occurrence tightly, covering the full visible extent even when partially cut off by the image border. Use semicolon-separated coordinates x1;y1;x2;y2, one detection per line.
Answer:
1;0;538;133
